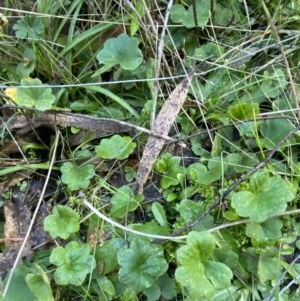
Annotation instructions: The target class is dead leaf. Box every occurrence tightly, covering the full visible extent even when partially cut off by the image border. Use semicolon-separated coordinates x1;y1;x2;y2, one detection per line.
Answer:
0;170;33;195
135;66;198;194
0;14;8;32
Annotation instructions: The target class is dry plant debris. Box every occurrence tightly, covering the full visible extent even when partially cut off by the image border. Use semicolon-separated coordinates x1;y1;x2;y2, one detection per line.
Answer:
135;66;199;194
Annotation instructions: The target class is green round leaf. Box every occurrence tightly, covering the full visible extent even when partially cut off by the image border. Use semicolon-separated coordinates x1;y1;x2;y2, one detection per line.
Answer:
110;185;143;218
50;241;96;286
213;247;238;269
144;284;161;301
246;217;283;243
203;261;233;290
175;231;232;298
26;274;53;301
44;205;80;239
96;135;136;160
258;247;281;283
97;33;143;70
118;238;168;292
260;119;295;150
178;199;214;231
261;69;288;98
60;162;95;191
170;0;210;28
70;98;99;112
156;274;177;300
176;264;213;298
13;15;44;38
177;231;215;265
18;78;56;111
16;47;36;78
187;158;222;185
129;220;170;239
95;238;125;275
96;276;116;297
231;173;295;222
3;265;35;301
227;152;258;173
194;42;224;60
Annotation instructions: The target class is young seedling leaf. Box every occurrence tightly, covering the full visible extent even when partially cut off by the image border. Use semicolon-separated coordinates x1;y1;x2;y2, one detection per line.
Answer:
118;238;168;292
228;102;259;120
154;153;186;189
60;162;95;191
97;33;143;70
50;241;96;286
44;205;79;239
187;157;223;186
96;135;136;160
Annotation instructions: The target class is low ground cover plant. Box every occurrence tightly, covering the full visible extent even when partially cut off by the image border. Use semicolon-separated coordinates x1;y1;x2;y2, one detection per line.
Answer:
1;0;300;300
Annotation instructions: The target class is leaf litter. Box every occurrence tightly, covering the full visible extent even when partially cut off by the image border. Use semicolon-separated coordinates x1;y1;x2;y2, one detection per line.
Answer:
135;64;200;194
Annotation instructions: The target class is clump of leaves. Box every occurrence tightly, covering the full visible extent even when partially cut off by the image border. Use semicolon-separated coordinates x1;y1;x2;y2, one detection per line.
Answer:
187;157;224;185
3;1;300;300
154;153;186;189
